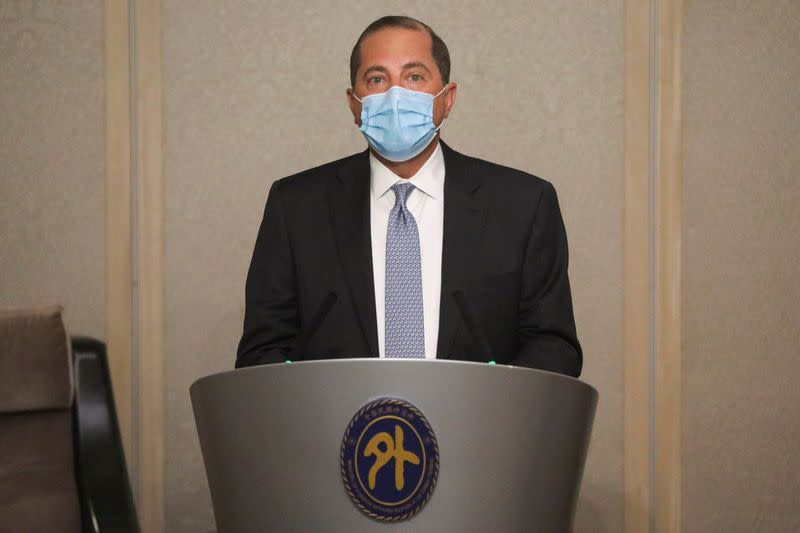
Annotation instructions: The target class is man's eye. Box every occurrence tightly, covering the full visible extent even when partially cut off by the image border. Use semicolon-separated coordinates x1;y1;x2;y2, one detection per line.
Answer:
369;76;383;84
410;74;423;82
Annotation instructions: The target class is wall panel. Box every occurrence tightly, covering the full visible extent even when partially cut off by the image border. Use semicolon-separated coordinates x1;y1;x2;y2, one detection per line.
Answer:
682;2;800;531
162;2;624;531
0;1;105;337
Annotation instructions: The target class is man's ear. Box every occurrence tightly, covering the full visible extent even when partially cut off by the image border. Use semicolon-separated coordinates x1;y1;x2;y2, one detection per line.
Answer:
443;82;457;119
346;88;362;126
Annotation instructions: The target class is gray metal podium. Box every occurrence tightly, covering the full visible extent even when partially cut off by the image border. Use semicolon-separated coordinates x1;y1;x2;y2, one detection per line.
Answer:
191;359;597;532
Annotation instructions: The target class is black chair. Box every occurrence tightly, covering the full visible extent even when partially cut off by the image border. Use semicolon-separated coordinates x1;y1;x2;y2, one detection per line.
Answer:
71;336;139;533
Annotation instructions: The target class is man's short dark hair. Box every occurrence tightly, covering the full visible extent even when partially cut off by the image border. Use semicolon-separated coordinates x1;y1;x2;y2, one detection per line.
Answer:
349;16;451;87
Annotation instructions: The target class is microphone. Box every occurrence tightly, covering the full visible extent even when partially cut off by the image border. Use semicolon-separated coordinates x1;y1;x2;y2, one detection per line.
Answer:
452;290;494;361
288;291;338;361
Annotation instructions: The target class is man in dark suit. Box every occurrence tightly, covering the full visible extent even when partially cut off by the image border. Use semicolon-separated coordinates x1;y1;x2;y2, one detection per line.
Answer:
236;16;582;377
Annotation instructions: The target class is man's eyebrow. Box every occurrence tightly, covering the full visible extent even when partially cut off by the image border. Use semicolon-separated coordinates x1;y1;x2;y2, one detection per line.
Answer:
361;62;433;80
402;61;432;74
362;65;389;79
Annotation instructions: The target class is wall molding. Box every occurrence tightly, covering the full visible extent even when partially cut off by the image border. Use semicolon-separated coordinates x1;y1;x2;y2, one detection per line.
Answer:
104;0;134;485
623;0;653;531
134;0;166;531
624;0;683;532
105;0;166;530
654;0;683;531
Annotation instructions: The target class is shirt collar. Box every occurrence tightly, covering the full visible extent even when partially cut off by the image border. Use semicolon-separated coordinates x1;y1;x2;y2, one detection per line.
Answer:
369;142;445;201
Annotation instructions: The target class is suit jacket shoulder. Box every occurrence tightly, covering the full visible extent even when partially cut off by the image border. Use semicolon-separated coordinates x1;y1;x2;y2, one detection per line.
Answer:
271;150;368;199
441;143;559;218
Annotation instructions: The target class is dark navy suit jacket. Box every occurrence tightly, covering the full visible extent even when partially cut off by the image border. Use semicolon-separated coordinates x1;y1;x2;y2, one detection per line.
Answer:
236;141;582;377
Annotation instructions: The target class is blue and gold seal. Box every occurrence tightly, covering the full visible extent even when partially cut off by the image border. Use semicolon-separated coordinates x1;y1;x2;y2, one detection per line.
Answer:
340;397;439;521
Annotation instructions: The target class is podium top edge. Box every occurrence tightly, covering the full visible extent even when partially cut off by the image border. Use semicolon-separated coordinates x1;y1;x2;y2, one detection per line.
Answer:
191;358;598;397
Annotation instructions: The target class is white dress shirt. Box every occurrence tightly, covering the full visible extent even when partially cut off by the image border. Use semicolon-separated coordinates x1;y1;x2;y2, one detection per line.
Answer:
370;142;445;359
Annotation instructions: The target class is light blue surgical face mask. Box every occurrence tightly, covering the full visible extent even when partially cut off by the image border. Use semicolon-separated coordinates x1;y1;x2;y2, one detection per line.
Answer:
353;85;448;162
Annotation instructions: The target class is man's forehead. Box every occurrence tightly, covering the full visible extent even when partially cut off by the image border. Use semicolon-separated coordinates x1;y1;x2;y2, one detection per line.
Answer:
358;26;434;64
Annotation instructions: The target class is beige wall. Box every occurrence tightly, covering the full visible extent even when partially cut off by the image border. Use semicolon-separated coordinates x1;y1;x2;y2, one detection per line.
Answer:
0;1;105;338
162;2;623;532
682;2;800;531
4;1;799;532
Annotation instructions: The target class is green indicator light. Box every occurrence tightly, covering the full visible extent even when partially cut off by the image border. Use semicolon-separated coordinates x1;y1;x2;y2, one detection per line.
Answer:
488;360;496;365
285;359;292;363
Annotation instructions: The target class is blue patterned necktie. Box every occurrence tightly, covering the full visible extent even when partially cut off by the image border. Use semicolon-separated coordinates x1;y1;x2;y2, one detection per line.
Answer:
385;182;425;358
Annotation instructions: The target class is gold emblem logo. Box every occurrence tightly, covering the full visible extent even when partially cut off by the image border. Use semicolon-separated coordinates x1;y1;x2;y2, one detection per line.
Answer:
341;398;439;521
364;424;421;491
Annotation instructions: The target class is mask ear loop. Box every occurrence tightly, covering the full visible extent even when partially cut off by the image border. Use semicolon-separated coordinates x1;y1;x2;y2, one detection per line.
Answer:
434;83;450;131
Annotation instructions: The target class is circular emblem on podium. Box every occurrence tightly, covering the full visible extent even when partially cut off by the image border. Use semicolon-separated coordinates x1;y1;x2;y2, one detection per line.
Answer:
340;397;439;522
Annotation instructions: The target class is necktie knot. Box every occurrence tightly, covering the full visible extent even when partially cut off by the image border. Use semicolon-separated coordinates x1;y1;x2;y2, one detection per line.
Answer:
391;182;415;208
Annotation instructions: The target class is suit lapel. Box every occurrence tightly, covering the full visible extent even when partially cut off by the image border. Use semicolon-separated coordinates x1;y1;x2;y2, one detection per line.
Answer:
437;141;486;358
329;149;379;356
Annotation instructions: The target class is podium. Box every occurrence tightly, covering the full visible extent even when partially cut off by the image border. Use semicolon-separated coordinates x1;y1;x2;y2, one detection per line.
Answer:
191;359;597;532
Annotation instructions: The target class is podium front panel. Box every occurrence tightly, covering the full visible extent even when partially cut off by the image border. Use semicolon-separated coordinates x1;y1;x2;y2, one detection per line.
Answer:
191;359;597;532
